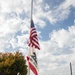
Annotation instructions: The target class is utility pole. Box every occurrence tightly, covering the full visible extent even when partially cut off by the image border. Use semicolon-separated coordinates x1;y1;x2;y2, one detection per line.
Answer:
70;62;73;75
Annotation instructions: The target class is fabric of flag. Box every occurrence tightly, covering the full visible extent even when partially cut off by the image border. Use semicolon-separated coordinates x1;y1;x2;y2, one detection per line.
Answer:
27;19;40;75
27;49;38;75
28;20;40;50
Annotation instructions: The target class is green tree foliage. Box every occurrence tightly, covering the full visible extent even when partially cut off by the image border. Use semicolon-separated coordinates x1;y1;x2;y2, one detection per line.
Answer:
0;52;27;75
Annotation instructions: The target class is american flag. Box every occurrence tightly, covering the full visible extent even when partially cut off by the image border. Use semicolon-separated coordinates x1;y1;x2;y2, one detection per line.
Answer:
28;19;40;50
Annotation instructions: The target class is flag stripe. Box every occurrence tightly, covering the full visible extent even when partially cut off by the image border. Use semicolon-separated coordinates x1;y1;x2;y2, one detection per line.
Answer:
26;50;38;75
33;37;39;44
32;40;40;49
28;61;38;75
31;33;37;37
32;37;39;46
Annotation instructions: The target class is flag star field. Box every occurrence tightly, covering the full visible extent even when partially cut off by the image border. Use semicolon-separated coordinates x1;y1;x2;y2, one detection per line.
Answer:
0;0;75;75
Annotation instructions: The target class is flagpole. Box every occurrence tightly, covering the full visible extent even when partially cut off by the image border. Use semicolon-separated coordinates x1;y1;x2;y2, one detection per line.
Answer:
27;0;33;75
27;47;30;75
70;62;72;75
31;0;33;21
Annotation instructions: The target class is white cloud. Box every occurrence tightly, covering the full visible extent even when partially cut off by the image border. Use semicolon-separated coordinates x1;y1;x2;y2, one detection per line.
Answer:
51;25;75;48
0;0;32;52
10;38;18;49
63;0;75;8
0;15;29;52
40;0;75;24
51;0;75;23
32;0;74;25
38;24;75;75
17;34;28;47
0;0;74;27
0;0;31;13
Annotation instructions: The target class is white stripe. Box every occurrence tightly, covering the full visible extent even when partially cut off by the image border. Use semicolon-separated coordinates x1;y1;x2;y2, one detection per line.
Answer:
31;29;36;33
31;33;37;37
32;40;40;48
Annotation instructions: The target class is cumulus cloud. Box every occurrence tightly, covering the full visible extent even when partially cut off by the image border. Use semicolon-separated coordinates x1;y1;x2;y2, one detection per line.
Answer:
51;25;75;48
0;0;32;52
0;0;31;13
31;0;75;25
45;0;72;23
0;0;74;28
0;18;24;51
38;24;75;75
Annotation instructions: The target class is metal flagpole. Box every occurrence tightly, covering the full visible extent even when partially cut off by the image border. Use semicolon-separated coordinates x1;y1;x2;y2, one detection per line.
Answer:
27;47;30;75
70;62;73;75
27;0;33;75
31;0;33;21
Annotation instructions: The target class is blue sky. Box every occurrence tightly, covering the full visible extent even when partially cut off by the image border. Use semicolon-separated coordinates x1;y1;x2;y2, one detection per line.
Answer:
0;0;75;75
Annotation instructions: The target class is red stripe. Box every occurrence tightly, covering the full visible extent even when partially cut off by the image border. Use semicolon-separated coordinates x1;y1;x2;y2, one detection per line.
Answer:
32;37;39;45
28;37;40;50
31;42;40;50
28;61;38;75
31;31;37;37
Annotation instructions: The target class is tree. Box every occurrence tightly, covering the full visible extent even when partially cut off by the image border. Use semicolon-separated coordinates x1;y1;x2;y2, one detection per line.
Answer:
0;52;27;75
